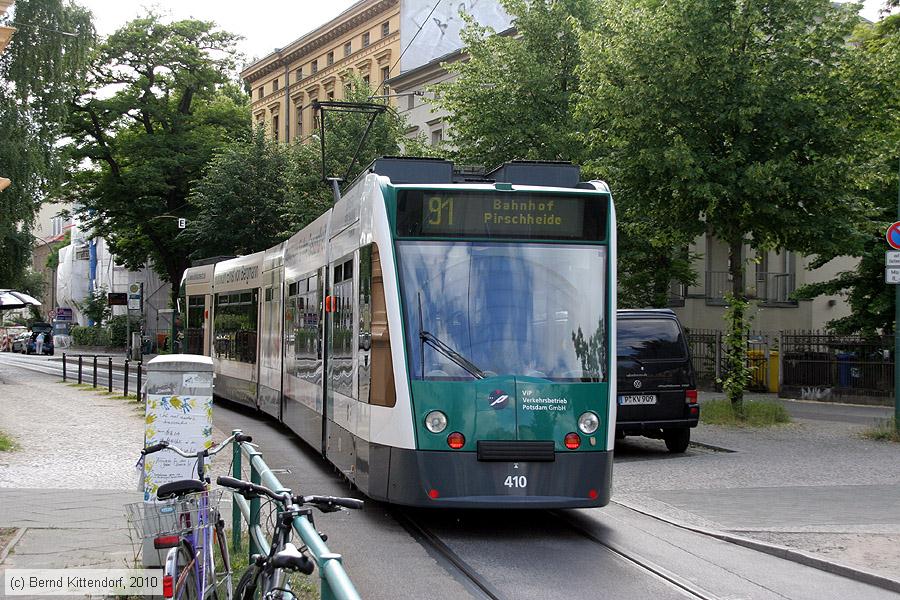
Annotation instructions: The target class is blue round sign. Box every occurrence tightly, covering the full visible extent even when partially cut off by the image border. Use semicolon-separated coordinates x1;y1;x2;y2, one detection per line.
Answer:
887;222;900;250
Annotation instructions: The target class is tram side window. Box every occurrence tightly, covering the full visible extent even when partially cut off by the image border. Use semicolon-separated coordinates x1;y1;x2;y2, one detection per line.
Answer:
186;295;205;354
331;257;355;399
214;290;258;364
288;274;320;382
358;246;372;403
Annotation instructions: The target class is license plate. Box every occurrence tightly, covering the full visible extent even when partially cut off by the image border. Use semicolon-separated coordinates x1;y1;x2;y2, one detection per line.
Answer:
618;394;657;405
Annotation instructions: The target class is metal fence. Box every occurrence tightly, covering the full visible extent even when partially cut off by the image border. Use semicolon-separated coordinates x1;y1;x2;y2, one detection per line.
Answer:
685;329;777;393
780;331;893;404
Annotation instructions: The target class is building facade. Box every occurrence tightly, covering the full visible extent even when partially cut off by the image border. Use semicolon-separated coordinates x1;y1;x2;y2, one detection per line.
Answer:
241;0;401;144
0;0;15;55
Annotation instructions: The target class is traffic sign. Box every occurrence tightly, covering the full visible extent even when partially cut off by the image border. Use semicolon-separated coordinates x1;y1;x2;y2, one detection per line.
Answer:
887;222;900;249
889;251;900;267
886;268;900;284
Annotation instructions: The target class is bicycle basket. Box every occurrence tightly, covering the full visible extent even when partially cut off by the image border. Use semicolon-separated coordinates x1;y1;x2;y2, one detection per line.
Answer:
125;489;225;541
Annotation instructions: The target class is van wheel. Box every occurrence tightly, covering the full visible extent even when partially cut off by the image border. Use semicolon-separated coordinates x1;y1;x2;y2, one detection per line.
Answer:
663;428;690;453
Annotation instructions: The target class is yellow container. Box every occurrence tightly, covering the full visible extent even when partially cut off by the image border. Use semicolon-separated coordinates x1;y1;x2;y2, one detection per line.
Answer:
768;350;779;393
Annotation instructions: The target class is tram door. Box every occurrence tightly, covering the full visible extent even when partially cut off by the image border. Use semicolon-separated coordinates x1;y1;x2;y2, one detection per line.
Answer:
325;254;355;473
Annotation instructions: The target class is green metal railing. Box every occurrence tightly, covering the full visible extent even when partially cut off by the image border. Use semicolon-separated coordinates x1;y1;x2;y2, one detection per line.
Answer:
229;429;362;600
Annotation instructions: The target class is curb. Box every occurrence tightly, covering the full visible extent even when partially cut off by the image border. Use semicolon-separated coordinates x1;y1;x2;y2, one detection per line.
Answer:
615;500;900;594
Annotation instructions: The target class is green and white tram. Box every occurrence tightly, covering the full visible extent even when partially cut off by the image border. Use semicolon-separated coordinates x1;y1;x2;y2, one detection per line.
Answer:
182;158;617;508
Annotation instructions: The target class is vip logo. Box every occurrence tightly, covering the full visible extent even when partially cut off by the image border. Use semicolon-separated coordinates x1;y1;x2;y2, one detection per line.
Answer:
488;389;510;409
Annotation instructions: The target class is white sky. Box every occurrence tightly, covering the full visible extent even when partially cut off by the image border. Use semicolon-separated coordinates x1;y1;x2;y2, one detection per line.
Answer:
73;0;893;70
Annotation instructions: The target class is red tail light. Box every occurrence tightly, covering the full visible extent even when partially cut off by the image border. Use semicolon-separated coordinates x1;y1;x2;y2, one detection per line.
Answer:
685;389;698;404
447;432;465;449
588;489;599;500
428;489;440;499
162;575;173;598
154;535;180;549
564;432;581;450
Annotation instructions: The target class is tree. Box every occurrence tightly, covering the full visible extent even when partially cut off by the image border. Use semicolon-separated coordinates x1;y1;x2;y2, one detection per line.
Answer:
67;14;249;303
185;77;412;260
578;0;870;410
0;0;93;289
795;15;900;336
434;0;594;168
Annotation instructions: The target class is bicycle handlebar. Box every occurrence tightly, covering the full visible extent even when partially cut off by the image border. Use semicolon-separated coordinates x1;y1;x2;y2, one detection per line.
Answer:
141;432;252;459
302;495;364;511
216;477;364;511
216;476;287;503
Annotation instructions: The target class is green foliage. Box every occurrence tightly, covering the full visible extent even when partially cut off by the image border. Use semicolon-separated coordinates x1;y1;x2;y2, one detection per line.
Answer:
186;77;411;260
0;0;93;290
719;294;754;411
0;430;16;452
71;324;110;346
107;314;141;346
434;0;595;168
213;313;250;332
701;398;791;427
578;0;871;311
67;14;250;301
794;14;900;335
45;229;71;270
75;286;110;326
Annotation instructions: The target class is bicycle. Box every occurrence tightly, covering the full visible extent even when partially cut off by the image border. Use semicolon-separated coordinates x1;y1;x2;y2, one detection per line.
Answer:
127;431;253;599
216;475;363;600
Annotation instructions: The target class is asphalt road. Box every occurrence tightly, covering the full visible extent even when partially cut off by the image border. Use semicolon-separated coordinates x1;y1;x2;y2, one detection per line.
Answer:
776;397;894;425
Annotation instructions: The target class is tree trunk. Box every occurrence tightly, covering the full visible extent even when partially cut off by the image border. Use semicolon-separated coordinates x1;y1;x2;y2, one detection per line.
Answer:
727;237;746;414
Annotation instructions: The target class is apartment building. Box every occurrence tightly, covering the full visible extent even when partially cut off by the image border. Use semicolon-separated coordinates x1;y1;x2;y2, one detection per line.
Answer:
241;0;401;144
0;0;15;55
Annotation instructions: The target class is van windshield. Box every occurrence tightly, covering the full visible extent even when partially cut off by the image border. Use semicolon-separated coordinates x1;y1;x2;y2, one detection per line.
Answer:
617;318;686;361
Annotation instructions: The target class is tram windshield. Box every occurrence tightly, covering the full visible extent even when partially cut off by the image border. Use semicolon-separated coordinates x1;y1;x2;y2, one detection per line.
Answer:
397;242;607;382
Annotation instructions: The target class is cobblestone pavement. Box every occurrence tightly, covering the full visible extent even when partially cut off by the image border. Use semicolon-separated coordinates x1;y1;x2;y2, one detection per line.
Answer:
613;392;900;582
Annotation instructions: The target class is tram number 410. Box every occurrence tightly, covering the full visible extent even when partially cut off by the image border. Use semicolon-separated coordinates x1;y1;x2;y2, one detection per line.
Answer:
504;475;527;489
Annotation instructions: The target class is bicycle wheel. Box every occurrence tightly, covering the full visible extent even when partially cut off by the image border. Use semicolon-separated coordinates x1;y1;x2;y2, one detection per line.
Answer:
209;516;232;600
170;541;200;600
234;567;263;600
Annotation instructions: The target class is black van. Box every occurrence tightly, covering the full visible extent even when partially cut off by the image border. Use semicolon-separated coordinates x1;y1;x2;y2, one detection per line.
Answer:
616;309;698;453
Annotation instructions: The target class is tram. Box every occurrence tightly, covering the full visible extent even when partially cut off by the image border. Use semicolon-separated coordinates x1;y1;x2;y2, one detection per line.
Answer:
181;158;617;508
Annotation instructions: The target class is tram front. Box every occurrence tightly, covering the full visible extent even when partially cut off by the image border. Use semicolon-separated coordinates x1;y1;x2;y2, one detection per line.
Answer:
389;184;616;508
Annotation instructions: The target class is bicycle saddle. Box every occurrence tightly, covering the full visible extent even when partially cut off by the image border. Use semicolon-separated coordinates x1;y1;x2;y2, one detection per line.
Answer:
157;479;205;500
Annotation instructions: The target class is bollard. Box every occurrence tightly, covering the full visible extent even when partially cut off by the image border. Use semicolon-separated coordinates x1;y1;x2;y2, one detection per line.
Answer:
124;360;130;397
62;353;67;382
232;430;243;551
108;357;113;392
136;362;142;400
78;355;83;384
92;356;98;388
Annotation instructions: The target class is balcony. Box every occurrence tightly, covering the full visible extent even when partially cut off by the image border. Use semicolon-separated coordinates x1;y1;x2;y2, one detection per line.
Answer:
705;270;796;306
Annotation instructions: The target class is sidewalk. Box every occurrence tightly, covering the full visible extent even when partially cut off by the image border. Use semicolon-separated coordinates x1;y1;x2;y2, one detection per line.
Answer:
613;391;900;591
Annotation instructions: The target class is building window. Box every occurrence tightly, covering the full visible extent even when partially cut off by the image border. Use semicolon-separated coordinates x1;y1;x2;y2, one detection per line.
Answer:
362;74;370;87
431;129;443;145
362;32;370;47
296;107;303;137
381;21;390;37
295;68;303;82
344;82;352;97
327;90;334;100
344;41;352;57
257;87;263;99
381;66;390;83
311;60;318;74
273;78;279;92
272;115;279;141
327;51;334;66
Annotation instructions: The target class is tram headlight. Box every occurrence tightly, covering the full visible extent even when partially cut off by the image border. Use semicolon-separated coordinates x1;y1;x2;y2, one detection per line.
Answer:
424;410;448;434
578;411;600;435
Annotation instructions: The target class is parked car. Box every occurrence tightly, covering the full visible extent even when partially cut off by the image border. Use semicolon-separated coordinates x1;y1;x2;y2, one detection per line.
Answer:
11;332;30;353
616;309;698;453
25;322;54;355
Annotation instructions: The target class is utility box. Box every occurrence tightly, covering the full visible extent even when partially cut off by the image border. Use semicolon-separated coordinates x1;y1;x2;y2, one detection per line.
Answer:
139;354;214;568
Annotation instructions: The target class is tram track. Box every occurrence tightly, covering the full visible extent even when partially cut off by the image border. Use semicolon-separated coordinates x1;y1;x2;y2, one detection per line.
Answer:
549;510;722;600
391;509;506;600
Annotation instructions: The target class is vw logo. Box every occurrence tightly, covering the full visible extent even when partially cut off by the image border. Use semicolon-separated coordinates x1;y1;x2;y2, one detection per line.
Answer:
633;379;643;389
488;389;510;410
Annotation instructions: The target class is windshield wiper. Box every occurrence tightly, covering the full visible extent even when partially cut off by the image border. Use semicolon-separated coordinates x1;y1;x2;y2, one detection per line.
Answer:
419;330;486;380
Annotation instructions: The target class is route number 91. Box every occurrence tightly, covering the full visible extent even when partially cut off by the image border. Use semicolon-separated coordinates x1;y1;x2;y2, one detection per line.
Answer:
504;475;527;489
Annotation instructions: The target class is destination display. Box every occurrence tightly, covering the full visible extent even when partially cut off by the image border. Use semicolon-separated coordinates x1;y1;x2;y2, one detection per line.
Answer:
396;191;607;241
